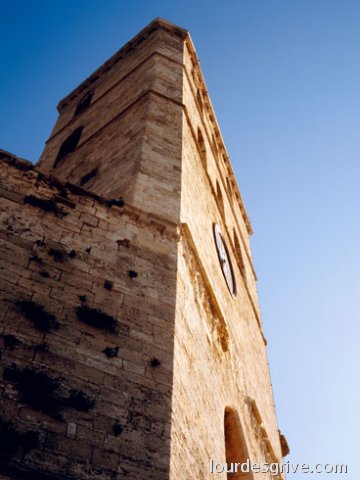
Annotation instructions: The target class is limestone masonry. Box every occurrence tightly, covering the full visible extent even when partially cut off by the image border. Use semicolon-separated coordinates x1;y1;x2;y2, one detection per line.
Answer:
0;18;288;480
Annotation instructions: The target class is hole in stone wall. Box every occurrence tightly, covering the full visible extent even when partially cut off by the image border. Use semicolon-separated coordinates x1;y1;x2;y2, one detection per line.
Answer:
127;270;138;279
116;238;130;248
0;417;40;456
74;91;93;117
3;366;96;419
103;280;113;291
102;346;119;358
79;167;98;186
54;127;83;167
150;358;161;368
16;300;59;332
2;334;20;350
29;255;43;264
75;305;117;333
48;248;66;262
66;390;95;412
3;367;62;418
24;195;68;218
112;421;123;437
106;198;125;208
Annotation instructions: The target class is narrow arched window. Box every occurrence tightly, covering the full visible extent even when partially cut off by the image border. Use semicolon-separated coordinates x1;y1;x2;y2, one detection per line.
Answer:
197;89;203;114
197;128;206;167
212;134;219;158
79;167;98;187
226;177;233;197
233;230;245;277
55;127;83;167
216;180;225;217
74;91;93;117
224;407;253;479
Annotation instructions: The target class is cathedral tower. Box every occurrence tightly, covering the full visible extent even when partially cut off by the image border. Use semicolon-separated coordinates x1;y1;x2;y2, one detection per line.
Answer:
0;18;287;480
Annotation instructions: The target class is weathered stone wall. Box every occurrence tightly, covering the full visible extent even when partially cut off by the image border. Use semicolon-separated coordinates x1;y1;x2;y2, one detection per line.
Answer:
38;25;185;223
0;18;286;480
169;39;283;479
0;153;178;480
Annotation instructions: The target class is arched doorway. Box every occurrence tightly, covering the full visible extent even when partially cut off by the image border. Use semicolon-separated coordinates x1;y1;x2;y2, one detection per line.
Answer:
224;407;254;479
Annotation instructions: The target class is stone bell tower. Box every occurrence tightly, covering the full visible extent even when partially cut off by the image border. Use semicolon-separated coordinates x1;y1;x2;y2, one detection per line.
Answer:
0;18;287;480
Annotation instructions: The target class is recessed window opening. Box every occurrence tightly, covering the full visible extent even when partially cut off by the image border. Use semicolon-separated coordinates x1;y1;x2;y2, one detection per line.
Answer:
216;180;224;216
212;134;218;157
55;127;83;167
233;230;245;277
74;91;93;117
224;407;253;479
197;90;203;113
197;128;207;167
79;167;98;187
226;177;233;196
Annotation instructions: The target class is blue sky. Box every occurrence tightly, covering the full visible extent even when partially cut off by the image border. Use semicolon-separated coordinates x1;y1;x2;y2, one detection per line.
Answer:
1;1;359;478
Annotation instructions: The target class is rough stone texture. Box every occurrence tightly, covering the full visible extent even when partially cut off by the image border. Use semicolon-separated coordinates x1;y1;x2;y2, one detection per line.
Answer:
0;151;177;480
169;40;283;479
0;18;286;480
38;23;185;224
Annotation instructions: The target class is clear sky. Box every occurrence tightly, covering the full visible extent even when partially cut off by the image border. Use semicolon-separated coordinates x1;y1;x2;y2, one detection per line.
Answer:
1;1;359;478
